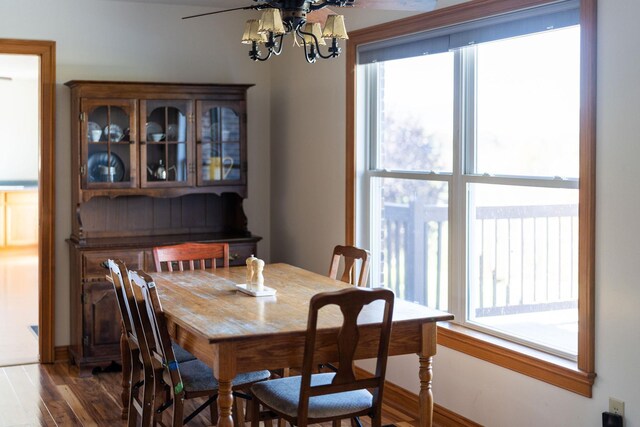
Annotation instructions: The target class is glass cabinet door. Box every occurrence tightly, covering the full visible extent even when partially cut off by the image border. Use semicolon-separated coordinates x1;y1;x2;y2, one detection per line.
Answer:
140;100;194;188
81;99;137;189
196;101;245;186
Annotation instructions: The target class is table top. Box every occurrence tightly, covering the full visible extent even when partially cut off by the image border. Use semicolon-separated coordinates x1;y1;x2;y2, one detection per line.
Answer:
150;263;453;345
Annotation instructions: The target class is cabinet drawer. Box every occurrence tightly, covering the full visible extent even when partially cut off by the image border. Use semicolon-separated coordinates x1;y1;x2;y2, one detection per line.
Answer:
228;243;257;267
83;250;144;280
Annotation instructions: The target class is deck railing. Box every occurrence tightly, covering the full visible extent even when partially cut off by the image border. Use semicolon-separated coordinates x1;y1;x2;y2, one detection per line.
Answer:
380;202;578;316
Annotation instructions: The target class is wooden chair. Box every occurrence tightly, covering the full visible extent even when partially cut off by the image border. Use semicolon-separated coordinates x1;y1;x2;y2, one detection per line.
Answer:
328;245;371;287
250;287;394;427
107;259;155;427
128;269;272;427
153;242;230;272
109;260;198;426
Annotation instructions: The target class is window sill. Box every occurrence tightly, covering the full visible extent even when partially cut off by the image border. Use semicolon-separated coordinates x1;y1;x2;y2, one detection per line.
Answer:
437;322;596;397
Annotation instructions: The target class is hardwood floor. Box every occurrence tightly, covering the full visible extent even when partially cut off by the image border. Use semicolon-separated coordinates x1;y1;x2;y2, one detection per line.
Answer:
0;248;39;366
0;363;420;427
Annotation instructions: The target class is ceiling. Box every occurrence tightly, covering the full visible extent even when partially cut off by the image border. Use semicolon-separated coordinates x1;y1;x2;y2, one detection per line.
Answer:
101;0;438;12
102;0;270;7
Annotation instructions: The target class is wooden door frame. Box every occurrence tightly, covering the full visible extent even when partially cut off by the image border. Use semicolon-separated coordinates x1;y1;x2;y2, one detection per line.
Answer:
0;39;56;363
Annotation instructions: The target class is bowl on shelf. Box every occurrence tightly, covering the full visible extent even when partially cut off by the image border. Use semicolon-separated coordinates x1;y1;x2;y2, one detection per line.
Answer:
150;133;165;142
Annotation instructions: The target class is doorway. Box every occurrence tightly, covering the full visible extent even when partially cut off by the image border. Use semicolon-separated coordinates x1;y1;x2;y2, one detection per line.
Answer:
0;39;55;364
0;53;39;365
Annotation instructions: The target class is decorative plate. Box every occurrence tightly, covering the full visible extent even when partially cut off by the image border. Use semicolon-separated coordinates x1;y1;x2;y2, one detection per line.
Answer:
87;151;125;183
166;124;178;141
146;122;163;139
103;124;124;142
87;121;101;134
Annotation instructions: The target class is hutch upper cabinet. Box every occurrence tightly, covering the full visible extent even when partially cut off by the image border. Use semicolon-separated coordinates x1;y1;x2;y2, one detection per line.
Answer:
69;81;250;204
65;81;259;375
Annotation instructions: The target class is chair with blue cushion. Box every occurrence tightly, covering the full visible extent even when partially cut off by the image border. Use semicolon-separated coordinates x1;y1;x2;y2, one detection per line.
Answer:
250;287;394;427
129;269;272;427
108;259;198;425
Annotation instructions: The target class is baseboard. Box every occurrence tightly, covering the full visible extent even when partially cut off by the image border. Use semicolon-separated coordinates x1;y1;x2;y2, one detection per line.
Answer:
54;345;70;362
354;366;481;427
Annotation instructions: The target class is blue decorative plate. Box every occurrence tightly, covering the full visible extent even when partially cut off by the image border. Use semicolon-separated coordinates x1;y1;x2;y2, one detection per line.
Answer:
87;151;125;183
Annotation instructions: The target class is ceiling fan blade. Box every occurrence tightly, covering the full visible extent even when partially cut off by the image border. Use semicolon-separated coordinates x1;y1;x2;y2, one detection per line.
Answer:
307;8;333;25
182;5;263;20
353;0;436;11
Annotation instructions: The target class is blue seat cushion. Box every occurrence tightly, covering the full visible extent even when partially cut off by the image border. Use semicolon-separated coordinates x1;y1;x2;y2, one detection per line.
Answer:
178;359;271;393
171;342;196;363
250;373;373;419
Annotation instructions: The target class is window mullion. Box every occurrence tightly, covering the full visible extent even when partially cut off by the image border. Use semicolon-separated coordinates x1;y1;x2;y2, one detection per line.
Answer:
460;47;477;327
449;46;478;324
448;49;465;320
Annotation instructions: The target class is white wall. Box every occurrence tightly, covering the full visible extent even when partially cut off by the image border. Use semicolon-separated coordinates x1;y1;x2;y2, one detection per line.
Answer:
0;0;272;345
0;68;39;182
271;1;640;426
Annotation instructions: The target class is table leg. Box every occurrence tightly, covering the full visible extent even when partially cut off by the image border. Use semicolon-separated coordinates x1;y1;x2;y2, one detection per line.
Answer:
214;343;236;427
418;322;437;427
120;326;130;420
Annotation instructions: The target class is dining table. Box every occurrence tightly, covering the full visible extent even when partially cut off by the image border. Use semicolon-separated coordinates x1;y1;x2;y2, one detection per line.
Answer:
119;263;453;427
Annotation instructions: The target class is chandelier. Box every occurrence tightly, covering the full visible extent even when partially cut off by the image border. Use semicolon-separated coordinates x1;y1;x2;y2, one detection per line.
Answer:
184;1;437;63
241;1;350;63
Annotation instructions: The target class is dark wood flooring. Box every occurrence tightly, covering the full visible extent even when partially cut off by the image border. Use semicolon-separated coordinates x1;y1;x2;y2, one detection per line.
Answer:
0;363;420;426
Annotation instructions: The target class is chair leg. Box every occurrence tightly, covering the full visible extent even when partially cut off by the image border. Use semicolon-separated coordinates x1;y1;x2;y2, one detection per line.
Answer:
151;371;167;426
332;420;341;427
127;360;142;427
233;397;246;427
173;395;185;427
140;369;155;427
251;396;260;427
210;397;219;425
370;413;382;427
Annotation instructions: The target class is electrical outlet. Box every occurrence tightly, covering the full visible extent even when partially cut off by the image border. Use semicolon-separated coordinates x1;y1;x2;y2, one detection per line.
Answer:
609;397;625;417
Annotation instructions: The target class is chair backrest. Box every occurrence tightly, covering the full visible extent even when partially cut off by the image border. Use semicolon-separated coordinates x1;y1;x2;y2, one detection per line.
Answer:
299;287;394;423
328;245;371;287
153;242;230;272
128;269;184;396
107;259;154;369
107;259;136;342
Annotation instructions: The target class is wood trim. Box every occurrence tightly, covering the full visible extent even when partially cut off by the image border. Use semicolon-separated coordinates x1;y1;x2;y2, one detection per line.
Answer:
354;366;481;427
54;346;70;362
345;34;357;246
0;39;56;363
438;324;595;397
347;0;571;45
345;0;597;396
577;0;597;376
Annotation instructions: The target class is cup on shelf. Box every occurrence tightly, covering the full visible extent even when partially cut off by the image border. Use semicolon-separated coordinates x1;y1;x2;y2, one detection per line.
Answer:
90;129;102;142
210;156;234;180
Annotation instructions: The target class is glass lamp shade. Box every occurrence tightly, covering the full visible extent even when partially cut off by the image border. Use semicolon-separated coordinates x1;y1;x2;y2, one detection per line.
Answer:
242;19;267;44
302;23;326;46
322;15;349;39
259;9;286;35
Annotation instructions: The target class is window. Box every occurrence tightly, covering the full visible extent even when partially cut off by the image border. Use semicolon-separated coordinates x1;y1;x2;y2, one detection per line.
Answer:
348;0;596;396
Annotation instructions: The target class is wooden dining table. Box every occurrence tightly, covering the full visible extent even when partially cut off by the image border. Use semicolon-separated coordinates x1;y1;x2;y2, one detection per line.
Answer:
120;263;453;427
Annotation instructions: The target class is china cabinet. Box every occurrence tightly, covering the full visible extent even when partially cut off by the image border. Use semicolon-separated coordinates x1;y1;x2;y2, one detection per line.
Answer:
65;81;260;375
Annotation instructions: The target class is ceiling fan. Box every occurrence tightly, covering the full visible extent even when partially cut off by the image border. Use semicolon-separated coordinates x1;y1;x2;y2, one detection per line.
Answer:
183;0;436;63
